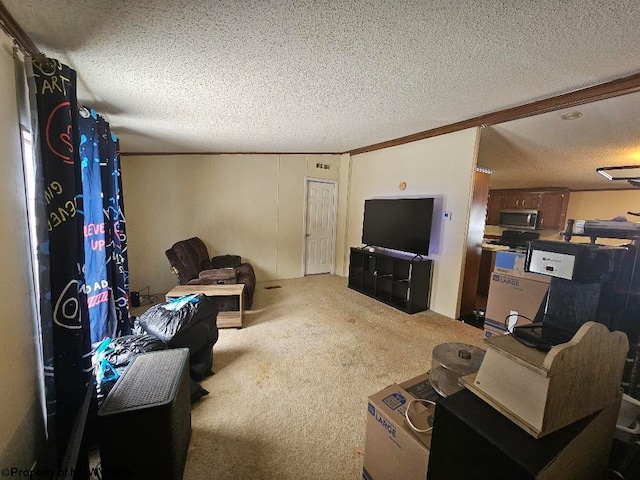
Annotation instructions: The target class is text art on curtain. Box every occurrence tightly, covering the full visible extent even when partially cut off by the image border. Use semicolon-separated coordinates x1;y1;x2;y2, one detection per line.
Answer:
100;120;131;336
28;57;132;462
30;57;92;456
78;109;112;343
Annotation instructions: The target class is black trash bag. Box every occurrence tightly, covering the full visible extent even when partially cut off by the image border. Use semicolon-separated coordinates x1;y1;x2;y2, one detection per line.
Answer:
96;334;168;403
138;294;219;380
188;339;217;381
104;334;167;369
190;379;209;404
138;294;218;344
130;315;145;335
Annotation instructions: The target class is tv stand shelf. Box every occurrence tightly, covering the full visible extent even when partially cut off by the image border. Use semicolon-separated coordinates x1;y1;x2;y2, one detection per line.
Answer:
348;247;432;314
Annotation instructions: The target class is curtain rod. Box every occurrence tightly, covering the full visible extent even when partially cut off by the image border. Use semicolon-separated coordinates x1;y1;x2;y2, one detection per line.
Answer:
0;0;43;58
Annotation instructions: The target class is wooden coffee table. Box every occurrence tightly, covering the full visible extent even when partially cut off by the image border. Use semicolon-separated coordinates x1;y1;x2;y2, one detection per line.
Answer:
165;284;245;328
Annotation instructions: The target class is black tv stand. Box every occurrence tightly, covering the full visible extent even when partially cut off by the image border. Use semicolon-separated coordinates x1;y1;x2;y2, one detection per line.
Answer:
348;247;433;314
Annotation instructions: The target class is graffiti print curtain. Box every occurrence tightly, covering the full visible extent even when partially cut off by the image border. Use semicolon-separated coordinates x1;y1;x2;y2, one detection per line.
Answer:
79;110;112;343
29;58;92;458
101;122;131;336
79;110;131;341
28;57;130;459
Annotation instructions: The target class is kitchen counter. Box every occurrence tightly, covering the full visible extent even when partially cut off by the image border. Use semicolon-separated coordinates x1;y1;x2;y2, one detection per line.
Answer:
481;242;511;252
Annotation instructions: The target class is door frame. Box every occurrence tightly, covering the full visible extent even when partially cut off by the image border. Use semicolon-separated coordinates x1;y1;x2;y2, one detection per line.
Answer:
302;177;339;276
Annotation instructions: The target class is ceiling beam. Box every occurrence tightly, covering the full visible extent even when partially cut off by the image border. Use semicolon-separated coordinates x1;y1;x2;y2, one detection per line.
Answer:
348;71;640;156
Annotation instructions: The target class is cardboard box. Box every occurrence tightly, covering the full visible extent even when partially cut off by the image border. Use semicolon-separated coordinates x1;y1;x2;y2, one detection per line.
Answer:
494;250;551;282
483;318;509;339
398;373;436;401
485;273;550;326
363;373;436;480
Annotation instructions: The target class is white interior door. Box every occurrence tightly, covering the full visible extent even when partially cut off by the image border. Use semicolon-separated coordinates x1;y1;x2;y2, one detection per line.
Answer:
305;180;336;275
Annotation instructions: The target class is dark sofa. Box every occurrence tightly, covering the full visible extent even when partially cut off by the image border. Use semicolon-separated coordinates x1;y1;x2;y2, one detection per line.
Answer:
165;237;256;310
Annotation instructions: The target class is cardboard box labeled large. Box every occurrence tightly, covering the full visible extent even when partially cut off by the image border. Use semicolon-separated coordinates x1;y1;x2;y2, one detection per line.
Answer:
483;318;509;339
485;273;550;327
363;373;436;480
494;250;551;282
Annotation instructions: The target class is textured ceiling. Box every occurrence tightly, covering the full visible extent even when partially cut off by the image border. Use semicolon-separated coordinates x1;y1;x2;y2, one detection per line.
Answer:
477;91;640;191
2;0;640;189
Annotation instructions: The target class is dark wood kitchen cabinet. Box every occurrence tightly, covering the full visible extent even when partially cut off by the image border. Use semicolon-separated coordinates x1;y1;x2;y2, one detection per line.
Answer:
487;190;542;225
538;190;570;230
486;188;570;230
500;191;541;210
486;192;502;225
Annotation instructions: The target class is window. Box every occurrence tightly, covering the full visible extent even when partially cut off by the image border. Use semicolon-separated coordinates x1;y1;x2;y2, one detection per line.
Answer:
20;124;48;434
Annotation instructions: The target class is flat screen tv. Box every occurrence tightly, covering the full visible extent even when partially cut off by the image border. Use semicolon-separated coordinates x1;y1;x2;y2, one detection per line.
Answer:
362;197;434;255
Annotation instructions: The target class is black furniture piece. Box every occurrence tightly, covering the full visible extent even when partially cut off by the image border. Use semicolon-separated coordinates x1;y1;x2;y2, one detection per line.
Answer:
559;224;640;399
98;349;191;480
348;247;432;314
427;389;618;480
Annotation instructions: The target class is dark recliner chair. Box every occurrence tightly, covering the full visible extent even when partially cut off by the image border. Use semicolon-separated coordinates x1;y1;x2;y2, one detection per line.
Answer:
165;237;256;310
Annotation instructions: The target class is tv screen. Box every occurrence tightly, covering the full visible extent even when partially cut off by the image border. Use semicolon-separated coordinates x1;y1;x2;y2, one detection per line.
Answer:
362;198;434;255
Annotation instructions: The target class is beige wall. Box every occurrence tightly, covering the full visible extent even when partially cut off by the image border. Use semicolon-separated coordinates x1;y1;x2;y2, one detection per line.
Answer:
566;189;640;221
121;155;212;293
345;128;480;318
122;154;342;294
209;155;280;281
277;155;307;278
123;132;480;320
564;189;640;244
0;34;43;468
306;154;340;180
335;154;352;275
121;134;480;318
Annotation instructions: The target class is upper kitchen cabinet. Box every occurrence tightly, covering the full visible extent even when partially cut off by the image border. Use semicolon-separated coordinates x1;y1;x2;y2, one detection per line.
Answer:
487;190;540;225
538;190;570;230
500;191;541;210
486;191;502;225
486;188;570;230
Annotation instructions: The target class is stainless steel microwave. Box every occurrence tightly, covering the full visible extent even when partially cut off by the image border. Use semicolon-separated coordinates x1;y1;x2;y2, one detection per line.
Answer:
498;209;539;230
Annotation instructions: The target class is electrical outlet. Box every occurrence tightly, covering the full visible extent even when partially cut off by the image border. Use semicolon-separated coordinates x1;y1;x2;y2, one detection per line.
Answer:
443;211;452;220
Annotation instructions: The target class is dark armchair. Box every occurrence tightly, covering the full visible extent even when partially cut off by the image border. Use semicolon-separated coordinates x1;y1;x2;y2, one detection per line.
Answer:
165;237;256;310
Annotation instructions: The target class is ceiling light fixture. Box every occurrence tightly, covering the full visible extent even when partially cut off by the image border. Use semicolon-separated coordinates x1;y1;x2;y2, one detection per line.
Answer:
560;111;582;120
596;165;640;181
596;169;613;180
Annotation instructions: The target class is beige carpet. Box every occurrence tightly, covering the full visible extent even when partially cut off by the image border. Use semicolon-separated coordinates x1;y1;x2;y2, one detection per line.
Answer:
183;274;484;480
